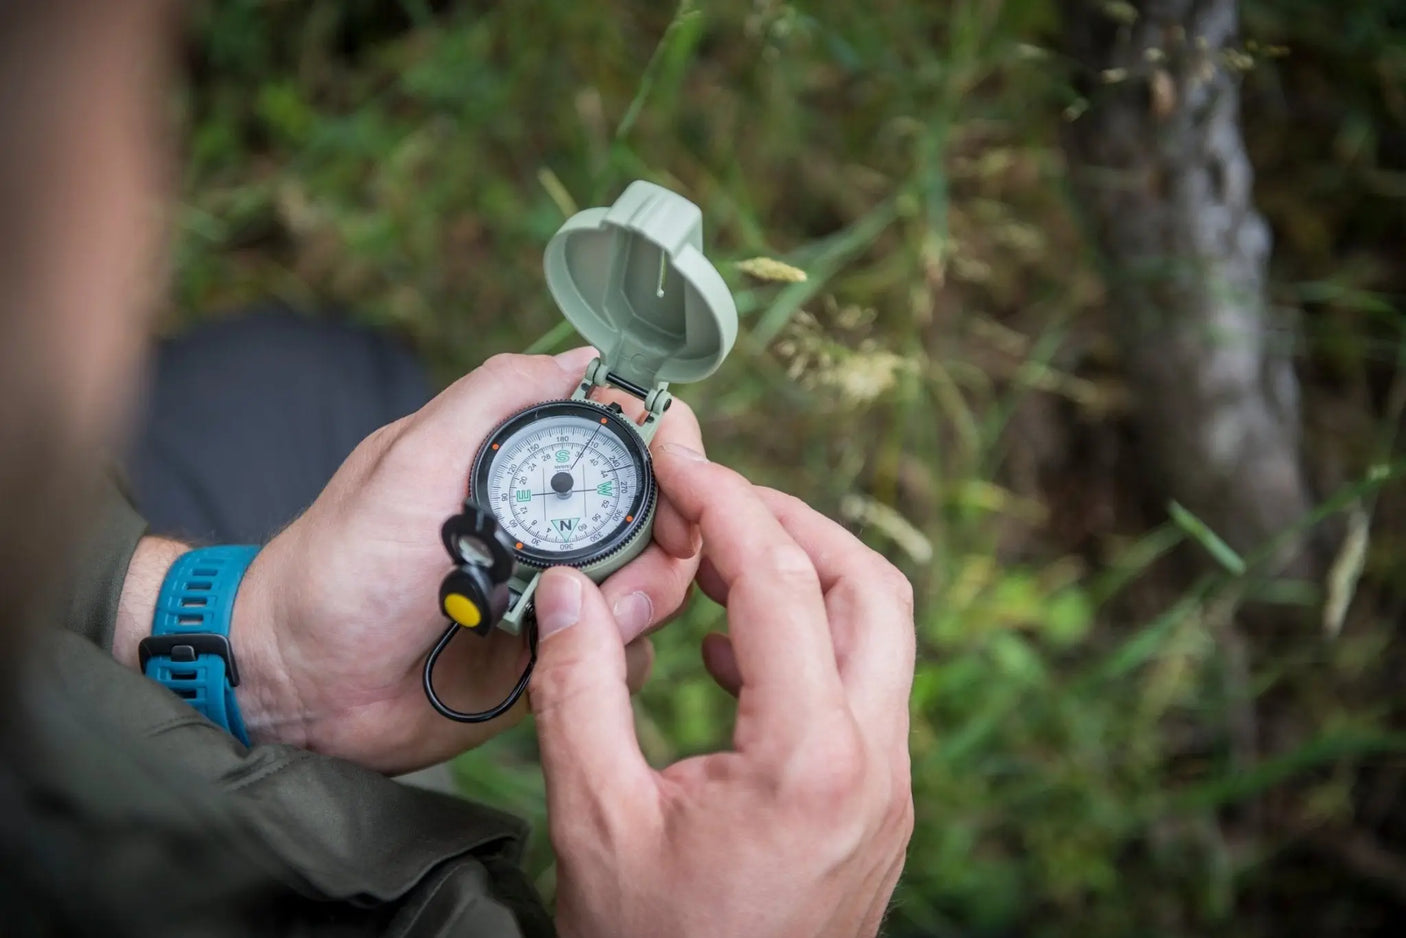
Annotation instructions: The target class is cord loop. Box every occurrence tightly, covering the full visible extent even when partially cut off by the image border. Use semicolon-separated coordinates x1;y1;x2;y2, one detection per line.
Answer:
421;618;537;723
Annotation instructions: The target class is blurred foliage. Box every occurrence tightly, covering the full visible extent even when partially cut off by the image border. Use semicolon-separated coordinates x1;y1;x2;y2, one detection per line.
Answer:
177;1;1406;935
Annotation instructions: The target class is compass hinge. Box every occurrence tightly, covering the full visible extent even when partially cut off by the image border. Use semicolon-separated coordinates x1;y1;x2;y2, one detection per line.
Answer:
574;357;672;442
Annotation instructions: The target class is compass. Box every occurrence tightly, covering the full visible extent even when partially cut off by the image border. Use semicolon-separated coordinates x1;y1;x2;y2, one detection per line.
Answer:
473;400;655;570
424;180;738;723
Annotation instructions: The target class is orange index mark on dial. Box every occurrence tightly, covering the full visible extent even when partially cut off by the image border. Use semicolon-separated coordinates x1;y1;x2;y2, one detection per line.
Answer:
600;417;608;423
515;541;523;549
491;443;499;450
625;515;634;522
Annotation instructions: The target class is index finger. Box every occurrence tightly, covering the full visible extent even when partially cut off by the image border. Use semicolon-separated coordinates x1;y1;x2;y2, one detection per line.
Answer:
647;397;705;561
653;445;846;746
756;488;915;733
592;393;706;559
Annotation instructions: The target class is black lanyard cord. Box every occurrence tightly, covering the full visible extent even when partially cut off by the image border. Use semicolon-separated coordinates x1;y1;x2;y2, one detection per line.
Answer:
421;618;537;723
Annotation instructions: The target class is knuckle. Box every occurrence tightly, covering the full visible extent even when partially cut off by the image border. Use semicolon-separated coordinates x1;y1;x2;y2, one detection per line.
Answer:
881;741;916;842
890;746;915;807
878;565;915;615
430;354;524;412
655;559;696;617
548;814;596;860
692;462;746;500
890;791;916;847
359;415;407;453
472;352;558;395
478;351;532;380
362;417;425;476
549;800;632;867
760;544;819;584
828;574;866;611
528;656;597;722
362;417;405;450
338;419;401;474
785;724;867;809
551;780;654;868
759;487;808;517
655;507;702;561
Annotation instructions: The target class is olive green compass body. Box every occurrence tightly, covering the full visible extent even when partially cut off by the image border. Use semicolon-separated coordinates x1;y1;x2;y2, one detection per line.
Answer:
458;180;738;635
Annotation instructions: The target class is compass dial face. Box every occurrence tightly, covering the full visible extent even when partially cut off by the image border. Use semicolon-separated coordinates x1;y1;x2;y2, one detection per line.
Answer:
471;401;654;568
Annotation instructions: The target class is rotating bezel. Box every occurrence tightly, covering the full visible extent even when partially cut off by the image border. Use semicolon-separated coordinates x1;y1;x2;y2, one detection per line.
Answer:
469;399;656;570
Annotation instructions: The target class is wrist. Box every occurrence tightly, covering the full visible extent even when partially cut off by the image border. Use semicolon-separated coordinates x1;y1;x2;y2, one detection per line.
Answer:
114;536;188;668
118;536;309;748
229;543;309;748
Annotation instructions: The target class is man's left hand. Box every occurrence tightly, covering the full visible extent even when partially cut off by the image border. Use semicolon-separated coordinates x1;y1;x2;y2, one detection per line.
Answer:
222;347;700;774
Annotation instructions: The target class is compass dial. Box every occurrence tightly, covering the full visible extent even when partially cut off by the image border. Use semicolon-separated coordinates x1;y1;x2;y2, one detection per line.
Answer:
470;401;654;568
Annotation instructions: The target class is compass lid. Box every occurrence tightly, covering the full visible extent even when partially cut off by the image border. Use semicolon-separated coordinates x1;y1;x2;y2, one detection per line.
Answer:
544;180;737;389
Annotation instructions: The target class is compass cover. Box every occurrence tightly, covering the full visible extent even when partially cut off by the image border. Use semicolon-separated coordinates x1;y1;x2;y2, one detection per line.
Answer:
543;180;738;390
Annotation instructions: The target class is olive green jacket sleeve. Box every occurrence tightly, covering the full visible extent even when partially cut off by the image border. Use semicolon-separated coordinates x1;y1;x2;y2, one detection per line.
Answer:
45;479;555;938
62;475;148;652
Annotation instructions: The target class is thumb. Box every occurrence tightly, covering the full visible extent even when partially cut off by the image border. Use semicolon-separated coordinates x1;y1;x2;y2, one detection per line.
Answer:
530;567;651;802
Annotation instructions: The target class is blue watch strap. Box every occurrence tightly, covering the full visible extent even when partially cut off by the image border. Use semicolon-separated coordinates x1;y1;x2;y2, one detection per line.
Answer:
140;545;260;745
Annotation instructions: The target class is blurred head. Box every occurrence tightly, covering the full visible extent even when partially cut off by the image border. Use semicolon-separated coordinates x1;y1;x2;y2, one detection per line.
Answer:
0;0;173;654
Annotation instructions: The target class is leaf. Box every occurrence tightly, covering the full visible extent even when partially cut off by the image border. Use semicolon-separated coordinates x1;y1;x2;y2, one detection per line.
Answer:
1043;589;1095;647
988;632;1047;686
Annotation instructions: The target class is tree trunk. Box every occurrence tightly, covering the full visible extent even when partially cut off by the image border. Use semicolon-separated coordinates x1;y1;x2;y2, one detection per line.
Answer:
1059;0;1318;574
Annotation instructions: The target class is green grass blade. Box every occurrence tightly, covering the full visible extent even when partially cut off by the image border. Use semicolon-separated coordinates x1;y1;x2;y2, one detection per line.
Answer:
615;0;702;143
1167;500;1246;575
524;320;576;355
1161;729;1406;815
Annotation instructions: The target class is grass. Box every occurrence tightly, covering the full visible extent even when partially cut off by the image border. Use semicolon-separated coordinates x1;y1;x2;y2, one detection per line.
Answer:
178;1;1406;934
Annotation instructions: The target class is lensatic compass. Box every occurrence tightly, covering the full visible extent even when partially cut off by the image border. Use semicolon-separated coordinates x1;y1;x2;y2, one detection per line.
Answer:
424;181;738;722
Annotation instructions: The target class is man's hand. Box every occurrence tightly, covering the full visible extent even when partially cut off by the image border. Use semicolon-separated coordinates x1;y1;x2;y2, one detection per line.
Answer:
529;444;916;938
193;348;700;774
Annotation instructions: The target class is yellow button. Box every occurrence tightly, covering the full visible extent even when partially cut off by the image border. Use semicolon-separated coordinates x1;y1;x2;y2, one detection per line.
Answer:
444;593;482;628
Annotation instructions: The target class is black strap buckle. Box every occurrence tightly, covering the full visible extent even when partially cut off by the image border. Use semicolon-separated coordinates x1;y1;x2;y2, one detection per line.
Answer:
138;633;241;687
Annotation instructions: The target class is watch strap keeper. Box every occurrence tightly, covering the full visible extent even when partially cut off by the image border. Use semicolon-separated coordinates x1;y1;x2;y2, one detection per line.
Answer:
139;545;259;744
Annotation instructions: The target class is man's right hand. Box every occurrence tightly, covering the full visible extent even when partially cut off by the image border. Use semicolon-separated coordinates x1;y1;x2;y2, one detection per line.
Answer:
528;443;916;938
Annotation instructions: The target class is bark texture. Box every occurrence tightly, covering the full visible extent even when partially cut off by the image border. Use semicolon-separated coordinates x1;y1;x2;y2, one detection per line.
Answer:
1060;0;1317;571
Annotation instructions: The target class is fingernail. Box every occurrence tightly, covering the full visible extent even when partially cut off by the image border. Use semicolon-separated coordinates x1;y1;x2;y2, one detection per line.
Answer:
536;571;582;640
612;591;654;638
660;442;707;462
